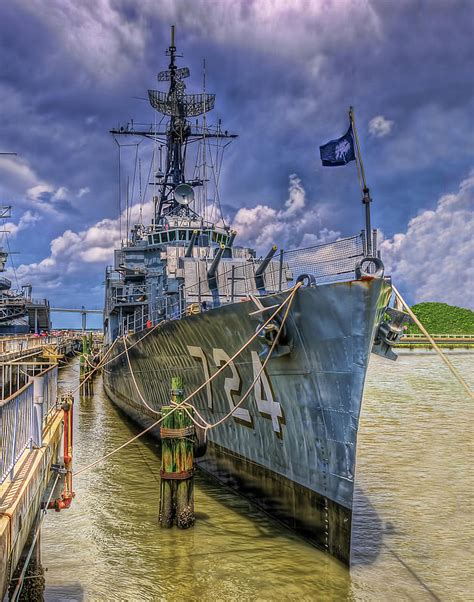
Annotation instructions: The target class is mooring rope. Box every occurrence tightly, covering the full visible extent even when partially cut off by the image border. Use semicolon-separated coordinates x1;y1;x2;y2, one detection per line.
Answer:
123;336;161;415
73;283;302;477
70;318;165;395
181;282;299;432
124;282;302;426
392;285;473;400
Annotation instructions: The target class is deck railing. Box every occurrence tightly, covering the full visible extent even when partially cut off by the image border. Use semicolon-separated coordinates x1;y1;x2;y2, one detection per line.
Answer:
119;233;368;336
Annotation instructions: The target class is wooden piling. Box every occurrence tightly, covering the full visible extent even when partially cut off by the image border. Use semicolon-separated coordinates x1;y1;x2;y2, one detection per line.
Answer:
175;403;195;528
79;335;93;395
158;377;195;529
158;406;175;528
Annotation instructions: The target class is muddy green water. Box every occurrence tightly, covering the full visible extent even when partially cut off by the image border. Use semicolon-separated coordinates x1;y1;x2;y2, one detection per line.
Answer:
41;353;473;601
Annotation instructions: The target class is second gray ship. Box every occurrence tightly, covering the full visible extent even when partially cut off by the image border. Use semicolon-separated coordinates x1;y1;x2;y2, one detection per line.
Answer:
103;28;406;564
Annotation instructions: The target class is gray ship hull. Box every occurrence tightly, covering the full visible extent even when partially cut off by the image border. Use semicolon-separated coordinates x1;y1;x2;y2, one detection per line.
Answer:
103;277;391;564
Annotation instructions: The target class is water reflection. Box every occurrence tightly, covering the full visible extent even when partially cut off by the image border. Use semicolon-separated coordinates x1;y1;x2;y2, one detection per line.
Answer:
41;353;473;600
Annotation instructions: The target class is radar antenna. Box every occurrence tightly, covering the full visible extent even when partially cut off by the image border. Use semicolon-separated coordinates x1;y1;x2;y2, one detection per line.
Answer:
110;26;237;225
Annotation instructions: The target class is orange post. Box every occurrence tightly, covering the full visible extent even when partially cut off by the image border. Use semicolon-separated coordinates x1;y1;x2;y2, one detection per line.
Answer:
48;395;75;511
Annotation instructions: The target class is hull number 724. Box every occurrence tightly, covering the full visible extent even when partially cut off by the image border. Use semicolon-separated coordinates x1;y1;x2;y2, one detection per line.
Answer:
187;345;284;434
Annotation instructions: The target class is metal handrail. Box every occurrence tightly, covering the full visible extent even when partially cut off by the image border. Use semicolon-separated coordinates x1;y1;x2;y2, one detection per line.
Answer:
0;382;34;483
0;364;59;483
0;335;63;355
118;234;367;336
41;365;59;419
404;333;474;339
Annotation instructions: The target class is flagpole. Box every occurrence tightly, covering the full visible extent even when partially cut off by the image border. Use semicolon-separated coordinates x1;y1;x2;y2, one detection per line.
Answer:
349;106;372;256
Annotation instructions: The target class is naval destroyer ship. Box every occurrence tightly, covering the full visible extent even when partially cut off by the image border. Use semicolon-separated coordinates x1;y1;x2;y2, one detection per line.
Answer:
103;28;406;564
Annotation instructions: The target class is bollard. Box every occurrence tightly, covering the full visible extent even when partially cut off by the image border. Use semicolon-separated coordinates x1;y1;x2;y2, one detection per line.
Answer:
159;377;195;529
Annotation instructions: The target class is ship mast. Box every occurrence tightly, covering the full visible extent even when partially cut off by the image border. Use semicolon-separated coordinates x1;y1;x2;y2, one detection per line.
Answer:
160;25;188;218
110;26;237;227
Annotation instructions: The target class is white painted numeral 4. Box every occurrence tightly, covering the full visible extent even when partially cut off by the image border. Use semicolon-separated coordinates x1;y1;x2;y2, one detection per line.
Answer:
251;351;283;434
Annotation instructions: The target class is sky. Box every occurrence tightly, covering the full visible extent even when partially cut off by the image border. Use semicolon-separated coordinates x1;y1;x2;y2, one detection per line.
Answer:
0;0;473;328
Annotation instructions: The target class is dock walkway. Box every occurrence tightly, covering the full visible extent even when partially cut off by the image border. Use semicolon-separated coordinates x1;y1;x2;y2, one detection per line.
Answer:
0;334;79;599
397;334;474;347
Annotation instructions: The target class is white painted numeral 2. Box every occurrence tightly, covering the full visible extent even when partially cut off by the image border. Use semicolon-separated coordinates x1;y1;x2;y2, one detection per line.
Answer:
212;348;252;424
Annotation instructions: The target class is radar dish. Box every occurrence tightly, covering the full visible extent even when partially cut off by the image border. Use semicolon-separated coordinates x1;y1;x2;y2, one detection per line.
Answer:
158;67;190;81
174;184;195;205
148;90;215;117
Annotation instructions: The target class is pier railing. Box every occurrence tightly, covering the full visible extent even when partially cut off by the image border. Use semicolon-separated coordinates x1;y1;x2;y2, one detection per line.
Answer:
0;365;58;483
0;335;60;355
401;334;474;340
0;384;34;483
39;365;59;419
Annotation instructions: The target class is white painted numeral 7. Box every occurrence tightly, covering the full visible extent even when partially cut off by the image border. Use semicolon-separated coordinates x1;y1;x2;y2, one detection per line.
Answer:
187;345;213;409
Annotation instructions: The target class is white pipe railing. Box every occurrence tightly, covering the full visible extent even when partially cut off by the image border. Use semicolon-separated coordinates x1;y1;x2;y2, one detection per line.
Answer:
402;334;474;339
0;365;58;483
0;383;34;483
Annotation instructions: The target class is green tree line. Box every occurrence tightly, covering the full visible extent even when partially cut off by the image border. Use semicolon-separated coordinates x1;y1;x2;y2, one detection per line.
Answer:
407;302;474;335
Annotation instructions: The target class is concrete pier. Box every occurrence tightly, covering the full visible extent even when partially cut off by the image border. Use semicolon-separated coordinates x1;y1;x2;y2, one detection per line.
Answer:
0;335;73;600
0;406;63;598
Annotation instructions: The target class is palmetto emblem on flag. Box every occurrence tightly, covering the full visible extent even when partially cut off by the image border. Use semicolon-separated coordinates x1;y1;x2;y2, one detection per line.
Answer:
319;124;356;166
335;139;351;161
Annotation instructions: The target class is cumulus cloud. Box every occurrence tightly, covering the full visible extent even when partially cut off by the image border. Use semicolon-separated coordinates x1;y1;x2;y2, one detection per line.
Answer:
155;0;382;58
20;0;148;80
0;155;38;191
8;169;472;312
78;187;90;198
7;210;42;238
11;199;154;293
231;174;339;251
380;170;474;308
51;187;69;202
368;115;394;137
14;0;386;94
0;155;87;218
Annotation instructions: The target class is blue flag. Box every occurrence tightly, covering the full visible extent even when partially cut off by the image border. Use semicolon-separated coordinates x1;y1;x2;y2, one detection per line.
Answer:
319;125;356;166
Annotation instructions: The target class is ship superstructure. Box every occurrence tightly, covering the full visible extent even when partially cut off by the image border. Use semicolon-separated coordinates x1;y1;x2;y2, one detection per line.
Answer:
103;28;406;564
0;205;50;333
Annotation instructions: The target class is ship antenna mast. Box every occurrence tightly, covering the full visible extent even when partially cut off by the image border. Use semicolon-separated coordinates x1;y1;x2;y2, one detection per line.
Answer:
202;58;207;223
110;25;238;227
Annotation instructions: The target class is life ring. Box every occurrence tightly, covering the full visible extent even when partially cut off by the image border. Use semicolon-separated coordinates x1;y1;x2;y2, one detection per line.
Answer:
296;273;317;288
355;257;384;280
